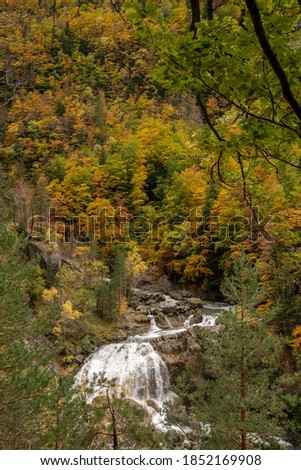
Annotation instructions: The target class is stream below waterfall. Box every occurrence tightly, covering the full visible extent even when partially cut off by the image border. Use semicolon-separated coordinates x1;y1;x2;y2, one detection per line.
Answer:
74;290;232;429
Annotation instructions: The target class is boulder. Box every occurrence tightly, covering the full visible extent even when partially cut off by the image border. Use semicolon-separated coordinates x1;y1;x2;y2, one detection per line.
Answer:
169;291;183;300
188;298;203;309
149;307;162;316
24;241;65;274
128;299;139;309
177;304;189;314
159;300;177;315
152;293;166;302
136;305;149;314
146;399;160;413
156;313;173;329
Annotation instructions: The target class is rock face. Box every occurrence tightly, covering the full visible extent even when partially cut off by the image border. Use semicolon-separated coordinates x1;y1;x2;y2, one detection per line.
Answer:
151;329;204;384
188;298;203;309
130;288;203;329
24;241;65;274
159;300;177;315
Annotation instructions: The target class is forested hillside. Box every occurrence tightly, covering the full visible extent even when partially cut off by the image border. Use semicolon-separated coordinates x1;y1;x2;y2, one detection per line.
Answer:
0;0;300;450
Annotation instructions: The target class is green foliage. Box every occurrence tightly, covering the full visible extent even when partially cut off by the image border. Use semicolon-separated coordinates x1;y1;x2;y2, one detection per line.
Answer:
1;0;301;451
221;252;263;309
166;253;293;449
0;227;97;449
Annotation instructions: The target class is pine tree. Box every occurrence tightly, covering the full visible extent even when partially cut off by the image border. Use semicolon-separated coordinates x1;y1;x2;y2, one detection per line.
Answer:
166;253;291;450
0;226;97;449
0;225;52;448
111;248;128;314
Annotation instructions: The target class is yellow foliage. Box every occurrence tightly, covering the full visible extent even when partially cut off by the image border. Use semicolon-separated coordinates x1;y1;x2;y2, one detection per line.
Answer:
52;324;62;337
183;253;213;281
292;326;301;354
42;287;59;303
119;297;128;316
61;300;81;320
126;246;147;280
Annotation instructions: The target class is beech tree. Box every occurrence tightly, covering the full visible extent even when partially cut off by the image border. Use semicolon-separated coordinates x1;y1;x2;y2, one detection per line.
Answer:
125;0;301;184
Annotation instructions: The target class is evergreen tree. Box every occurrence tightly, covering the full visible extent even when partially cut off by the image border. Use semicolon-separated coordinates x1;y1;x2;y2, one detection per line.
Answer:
111;248;128;314
0;226;97;449
0;225;51;448
95;281;116;320
166;253;291;450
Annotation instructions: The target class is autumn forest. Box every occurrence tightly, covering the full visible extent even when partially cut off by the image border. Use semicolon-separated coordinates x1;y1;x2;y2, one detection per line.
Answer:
0;0;301;451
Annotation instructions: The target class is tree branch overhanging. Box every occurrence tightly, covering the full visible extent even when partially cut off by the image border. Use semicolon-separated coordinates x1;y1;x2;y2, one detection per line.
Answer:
196;94;224;142
245;0;301;122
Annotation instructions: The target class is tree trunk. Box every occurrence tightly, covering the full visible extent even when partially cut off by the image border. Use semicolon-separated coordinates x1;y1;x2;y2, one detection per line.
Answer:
240;354;247;450
205;0;213;20
106;389;119;450
53;0;57;28
189;0;201;37
240;305;247;450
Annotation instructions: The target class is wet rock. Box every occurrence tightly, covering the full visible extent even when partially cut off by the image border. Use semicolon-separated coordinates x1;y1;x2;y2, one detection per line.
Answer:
191;311;203;324
138;292;152;302
177;304;189;314
188;298;203;309
160;300;178;315
146;399;160;413
136;305;149;314
156;313;172;329
128;299;139;309
170;291;183;301
136;315;151;324
151;329;204;385
149;307;162;316
180;289;192;298
153;293;166;302
135;291;166;304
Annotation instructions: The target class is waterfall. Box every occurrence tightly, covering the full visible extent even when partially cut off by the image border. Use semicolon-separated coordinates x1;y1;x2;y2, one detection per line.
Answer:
75;291;229;429
74;314;180;428
75;342;171;408
149;315;160;333
200;315;217;327
184;314;194;328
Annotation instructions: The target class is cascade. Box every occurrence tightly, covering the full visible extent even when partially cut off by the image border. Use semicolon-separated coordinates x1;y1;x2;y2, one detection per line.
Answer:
200;315;217;327
75;290;229;427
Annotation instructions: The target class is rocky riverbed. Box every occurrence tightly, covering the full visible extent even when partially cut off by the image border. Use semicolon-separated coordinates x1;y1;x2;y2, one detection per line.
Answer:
75;285;231;424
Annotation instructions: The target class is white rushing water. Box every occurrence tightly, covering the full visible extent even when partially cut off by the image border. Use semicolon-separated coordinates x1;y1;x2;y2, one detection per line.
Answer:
75;342;171;407
184;314;194;328
200;315;217;327
75;292;228;428
75;318;187;427
149;315;161;333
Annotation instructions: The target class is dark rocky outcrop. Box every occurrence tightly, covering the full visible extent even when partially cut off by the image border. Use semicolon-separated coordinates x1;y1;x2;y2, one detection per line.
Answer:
151;328;203;383
24;241;65;274
188;298;203;309
159;300;178;315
